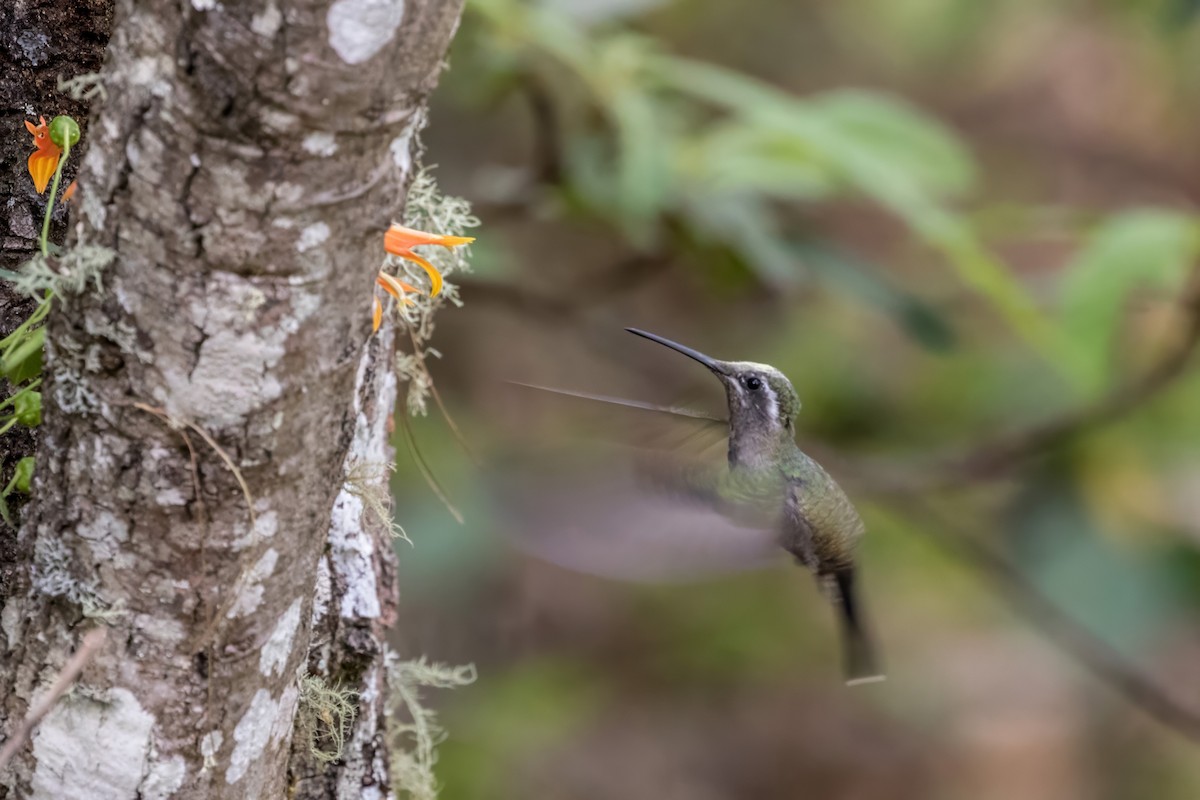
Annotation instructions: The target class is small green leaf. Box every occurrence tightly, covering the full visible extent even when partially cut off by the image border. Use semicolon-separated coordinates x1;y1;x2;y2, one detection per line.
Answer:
0;327;44;385
13;391;41;428
11;457;34;495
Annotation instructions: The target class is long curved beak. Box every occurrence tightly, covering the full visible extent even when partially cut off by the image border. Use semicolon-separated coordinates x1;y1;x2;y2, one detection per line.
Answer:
626;328;727;375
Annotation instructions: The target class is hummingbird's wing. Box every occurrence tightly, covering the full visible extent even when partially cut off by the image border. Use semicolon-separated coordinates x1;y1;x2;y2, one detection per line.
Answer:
486;382;790;582
489;448;786;583
505;382;730;458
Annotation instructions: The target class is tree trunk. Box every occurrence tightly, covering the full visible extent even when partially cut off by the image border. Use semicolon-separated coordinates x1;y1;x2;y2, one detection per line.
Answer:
0;1;464;797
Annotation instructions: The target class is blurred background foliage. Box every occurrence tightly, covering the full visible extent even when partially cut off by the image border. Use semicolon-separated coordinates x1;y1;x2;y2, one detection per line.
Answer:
389;0;1200;797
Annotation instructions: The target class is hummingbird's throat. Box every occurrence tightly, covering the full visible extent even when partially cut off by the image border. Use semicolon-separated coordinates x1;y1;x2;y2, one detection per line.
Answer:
726;425;789;470
722;376;789;469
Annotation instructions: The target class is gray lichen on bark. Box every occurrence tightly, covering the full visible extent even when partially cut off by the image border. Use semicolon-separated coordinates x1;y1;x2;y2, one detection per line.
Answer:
0;0;465;797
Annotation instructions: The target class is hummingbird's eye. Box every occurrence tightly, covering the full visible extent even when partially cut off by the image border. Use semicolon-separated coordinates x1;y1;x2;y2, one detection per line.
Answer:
745;376;762;391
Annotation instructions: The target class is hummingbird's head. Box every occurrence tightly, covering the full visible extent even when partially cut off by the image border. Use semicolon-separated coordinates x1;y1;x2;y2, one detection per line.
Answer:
717;360;802;434
626;329;802;442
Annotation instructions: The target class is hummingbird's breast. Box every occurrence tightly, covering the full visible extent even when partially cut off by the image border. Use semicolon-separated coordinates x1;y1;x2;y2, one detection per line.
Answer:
780;452;865;574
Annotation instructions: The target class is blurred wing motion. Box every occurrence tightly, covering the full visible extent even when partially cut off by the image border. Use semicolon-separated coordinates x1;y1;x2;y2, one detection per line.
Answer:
506;381;730;456
491;452;785;582
487;384;786;582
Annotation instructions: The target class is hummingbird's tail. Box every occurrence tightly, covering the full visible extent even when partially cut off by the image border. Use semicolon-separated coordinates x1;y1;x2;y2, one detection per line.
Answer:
829;567;885;686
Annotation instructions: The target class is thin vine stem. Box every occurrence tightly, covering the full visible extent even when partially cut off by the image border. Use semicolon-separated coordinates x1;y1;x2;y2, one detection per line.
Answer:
39;139;71;257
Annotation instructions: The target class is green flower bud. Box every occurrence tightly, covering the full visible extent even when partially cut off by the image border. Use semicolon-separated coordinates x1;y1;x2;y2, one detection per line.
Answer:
49;115;81;149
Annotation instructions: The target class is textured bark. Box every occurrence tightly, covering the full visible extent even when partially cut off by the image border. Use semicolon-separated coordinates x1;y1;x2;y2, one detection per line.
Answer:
0;1;463;798
0;0;114;604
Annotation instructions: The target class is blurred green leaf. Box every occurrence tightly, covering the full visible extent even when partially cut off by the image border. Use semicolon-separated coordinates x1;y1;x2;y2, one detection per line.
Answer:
1015;488;1177;654
11;458;33;495
651;55;1063;366
1060;210;1200;395
564;132;624;215
810;89;975;195
2;456;35;528
610;84;671;241
13;391;41;428
683;122;835;200
544;0;669;25
681;195;803;289
797;243;957;350
1159;0;1200;28
1;327;44;385
467;0;1065;367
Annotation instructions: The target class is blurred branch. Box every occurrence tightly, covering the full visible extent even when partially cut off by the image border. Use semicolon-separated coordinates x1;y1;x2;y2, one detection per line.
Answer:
520;72;564;187
943;263;1200;482
834;263;1200;495
905;497;1200;743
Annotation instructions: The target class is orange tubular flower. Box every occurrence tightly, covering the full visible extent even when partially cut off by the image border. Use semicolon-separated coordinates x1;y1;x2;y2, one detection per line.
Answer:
25;116;62;194
372;271;420;332
376;272;420;302
382;223;475;298
60;180;78;203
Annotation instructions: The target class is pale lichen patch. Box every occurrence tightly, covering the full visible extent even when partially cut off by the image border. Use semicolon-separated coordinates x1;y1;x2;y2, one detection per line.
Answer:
132;614;187;647
296;222;330;253
76;509;130;563
225;548;278;618
302;132;338;157
326;0;405;65
31;688;154;799
1;601;21;649
156;275;320;426
261;107;300;133
327;490;381;620
200;730;224;772
226;689;280;785
310;556;332;630
253;509;279;540
388;115;421;174
250;1;283;37
271;682;301;747
272;182;306;207
32;534;106;610
159;323;285;423
155;487;187;506
139;752;186;800
259;599;302;676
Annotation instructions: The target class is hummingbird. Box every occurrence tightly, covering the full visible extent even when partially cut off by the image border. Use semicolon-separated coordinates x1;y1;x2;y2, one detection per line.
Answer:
507;328;883;684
